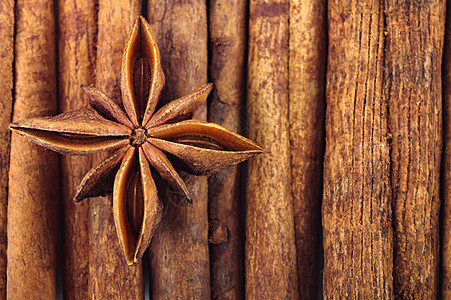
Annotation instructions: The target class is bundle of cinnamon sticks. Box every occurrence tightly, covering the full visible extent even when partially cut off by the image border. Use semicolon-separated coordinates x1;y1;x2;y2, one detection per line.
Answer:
1;0;451;299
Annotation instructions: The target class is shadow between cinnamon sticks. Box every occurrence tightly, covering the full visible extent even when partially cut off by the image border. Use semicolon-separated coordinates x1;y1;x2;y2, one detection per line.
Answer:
57;1;96;298
147;1;211;298
208;0;247;298
88;1;143;298
7;0;59;298
0;0;14;297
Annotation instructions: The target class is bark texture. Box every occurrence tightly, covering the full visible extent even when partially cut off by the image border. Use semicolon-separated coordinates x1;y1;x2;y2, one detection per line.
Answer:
384;1;445;298
0;1;14;297
208;0;247;298
88;1;143;298
442;1;451;297
7;0;58;298
147;1;210;298
57;1;96;298
322;1;393;298
246;0;299;298
289;0;326;298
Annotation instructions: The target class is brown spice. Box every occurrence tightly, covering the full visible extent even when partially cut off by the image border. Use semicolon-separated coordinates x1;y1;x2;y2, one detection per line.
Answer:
88;1;142;297
208;0;247;298
147;1;211;298
322;1;393;298
246;0;299;298
57;0;96;298
384;1;445;298
7;0;58;298
0;1;14;297
288;0;326;298
442;1;451;297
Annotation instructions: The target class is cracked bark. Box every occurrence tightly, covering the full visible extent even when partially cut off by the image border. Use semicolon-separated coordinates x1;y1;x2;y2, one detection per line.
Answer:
384;1;445;298
207;0;247;298
7;0;58;298
88;1;143;298
289;0;326;298
323;1;393;298
147;1;211;299
57;0;96;298
246;0;299;298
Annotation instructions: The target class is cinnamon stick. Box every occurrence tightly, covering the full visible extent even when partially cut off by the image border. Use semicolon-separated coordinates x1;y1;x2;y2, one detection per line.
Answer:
147;1;210;298
208;0;247;298
288;0;326;298
88;1;143;298
246;0;299;298
384;1;445;297
0;1;14;297
442;1;451;297
57;1;96;298
7;0;58;298
322;1;393;298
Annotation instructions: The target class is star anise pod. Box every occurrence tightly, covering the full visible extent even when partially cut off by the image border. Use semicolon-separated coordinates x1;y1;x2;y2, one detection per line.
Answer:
9;16;262;265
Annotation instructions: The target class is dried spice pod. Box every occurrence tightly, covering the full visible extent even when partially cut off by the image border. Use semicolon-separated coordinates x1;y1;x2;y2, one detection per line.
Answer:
0;0;14;297
57;1;96;297
384;1;445;298
7;0;59;298
246;0;299;298
146;1;211;298
10;16;261;298
289;0;326;298
442;1;451;297
208;0;247;298
322;1;393;298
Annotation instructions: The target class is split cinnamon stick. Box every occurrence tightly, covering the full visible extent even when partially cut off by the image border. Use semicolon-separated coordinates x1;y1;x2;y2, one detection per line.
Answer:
322;1;393;298
147;1;210;298
384;1;445;298
442;1;451;297
88;1;143;298
288;0;326;298
7;0;59;298
0;1;14;298
246;0;299;298
57;1;96;298
208;0;247;298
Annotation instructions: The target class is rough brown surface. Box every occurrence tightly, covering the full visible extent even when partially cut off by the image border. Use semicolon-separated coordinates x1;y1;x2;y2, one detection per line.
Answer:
289;0;326;298
442;1;451;297
384;1;445;298
322;1;393;298
57;1;96;298
246;0;299;298
88;1;143;298
147;1;210;298
0;1;14;298
7;0;58;298
208;0;247;298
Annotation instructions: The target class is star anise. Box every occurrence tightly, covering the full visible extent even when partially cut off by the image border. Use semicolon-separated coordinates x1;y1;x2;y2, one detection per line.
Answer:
9;16;262;265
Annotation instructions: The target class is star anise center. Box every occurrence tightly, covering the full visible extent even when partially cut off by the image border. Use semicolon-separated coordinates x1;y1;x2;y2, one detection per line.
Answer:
130;127;147;147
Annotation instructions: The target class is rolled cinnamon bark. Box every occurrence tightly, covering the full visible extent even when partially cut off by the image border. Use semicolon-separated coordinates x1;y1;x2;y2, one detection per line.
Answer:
147;1;210;298
288;0;326;298
322;1;393;298
208;0;247;298
384;1;445;298
88;1;143;298
57;1;96;298
246;0;299;298
7;0;59;298
0;0;14;298
442;2;451;298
